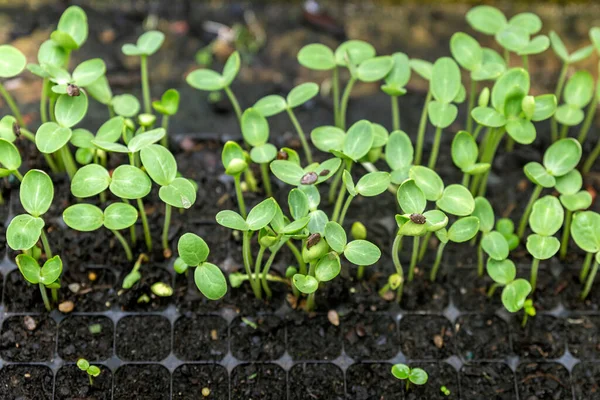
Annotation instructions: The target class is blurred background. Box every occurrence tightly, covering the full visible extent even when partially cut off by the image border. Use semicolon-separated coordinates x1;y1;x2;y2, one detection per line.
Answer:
1;0;600;137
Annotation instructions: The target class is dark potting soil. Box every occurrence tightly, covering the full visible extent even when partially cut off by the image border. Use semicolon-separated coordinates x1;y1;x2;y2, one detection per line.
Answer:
54;364;112;400
399;273;449;312
455;314;511;360
230;363;287;400
399;314;454;360
0;364;53;400
57;315;114;361
517;266;563;312
342;312;399;361
0;315;56;362
566;315;600;360
286;313;342;361
572;362;600;400
60;266;116;312
230;314;286;361
288;363;345;400
516;362;572;400
346;363;402;400
450;267;503;313
459;362;517;400
173;314;228;361
562;268;600;312
512;314;566;360
116;315;171;361
172;364;229;400
113;364;171;400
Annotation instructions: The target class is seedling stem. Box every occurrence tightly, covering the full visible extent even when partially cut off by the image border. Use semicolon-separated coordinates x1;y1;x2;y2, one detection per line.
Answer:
137;198;153;251
551;63;569;142
260;163;272;197
430;242;446;282
580;252;594;282
392;233;404;301
40;230;53;258
234;174;247;218
162;204;172;255
559;210;573;260
111;230;133;261
530;258;540;292
39;283;51;311
286;107;313;164
427;127;443;169
0;82;24;127
140;55;151;114
408;236;420;282
582;139;600;174
333;66;341;127
391;95;400;131
581;259;599;300
339;77;357;130
242;231;261;298
224;86;243;124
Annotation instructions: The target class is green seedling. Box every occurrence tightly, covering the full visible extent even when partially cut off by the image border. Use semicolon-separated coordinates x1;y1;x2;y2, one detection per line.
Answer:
310;120;374;219
556;170;592;259
427;57;462;169
388;179;448;300
77;359;101;386
7;170;54;260
526;196;564;292
187;51;242;122
391;364;428;391
486;258;533;319
0;138;24;182
570;211;600;299
241;108;276;196
176;233;227;300
450;31;505;132
122;30;165;114
451;131;490;187
549;31;595;141
254;82;319;163
555;70;594;140
430;216;480;282
340;171;391;225
496;218;520;251
522;298;537;327
63;203;138;261
472;197;510;277
470;68;557;196
0;45;27;126
152;89;180;147
122;253;148;289
441;386;451;396
222;141;251;217
15;254;63;311
382;52;411;130
385;130;414;185
517;138;582;239
350;222;369;279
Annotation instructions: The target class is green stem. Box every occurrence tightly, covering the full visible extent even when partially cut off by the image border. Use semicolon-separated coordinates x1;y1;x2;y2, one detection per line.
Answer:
223;86;243;125
60;145;78;179
88;375;94;386
40;78;49;123
261;242;284;298
462;173;470;187
578;89;598;144
39;283;51;311
331;160;352;222
408;236;420;282
339;77;357;130
136;198;153;251
580;252;594;283
160;115;169;147
0;82;24;126
427;127;443;169
140;55;151;114
429;242;447;282
477;241;484;277
487;283;499;298
477;129;505;197
286;108;313;164
522;313;529;328
466;78;476;133
254;245;266;297
551;63;569;142
40;230;53;258
559;209;573;260
111;229;133;261
559;124;569;140
338;194;354;226
49;95;57;122
333;66;340;127
306;261;317;311
123;199;137;245
503;48;510;65
286;241;306;275
392;234;404;302
581;259;599;300
13;169;24;182
517;184;543;239
522;55;529;71
414;90;433;165
328;167;343;204
51;288;58;303
530;258;540;293
582;137;600;174
162;204;172;255
243;231;262;299
260;163;272;197
472;124;484;141
391;95;400;131
19;128;35;143
357;265;365;280
233;174;247;218
418;231;433;262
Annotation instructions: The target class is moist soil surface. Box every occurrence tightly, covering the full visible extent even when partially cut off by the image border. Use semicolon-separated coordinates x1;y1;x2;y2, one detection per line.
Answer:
2;1;600;399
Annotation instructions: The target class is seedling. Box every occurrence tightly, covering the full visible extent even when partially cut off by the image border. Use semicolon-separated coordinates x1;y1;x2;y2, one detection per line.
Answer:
77;359;101;386
441;386;451;396
570;211;600;299
241;108;276;196
15;254;63;311
350;221;369;279
451;131;490;187
382;52;411;130
391;364;428;391
0;138;24;181
549;30;594;141
517;138;581;239
487;258;531;308
62;203;138;261
340;170;391;225
555;71;594;140
385;130;413;185
122;30;165;114
176;233;227;300
222;141;251;217
526;196;564;291
556;170;592;259
522;299;537;327
430;216;480;282
471;197;510;277
7;170;54;259
496;218;520;251
122;253;149;289
254;82;319;163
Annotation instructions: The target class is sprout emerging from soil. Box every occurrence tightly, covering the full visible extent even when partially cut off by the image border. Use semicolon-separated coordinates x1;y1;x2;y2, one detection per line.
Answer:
77;359;101;386
391;363;428;390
